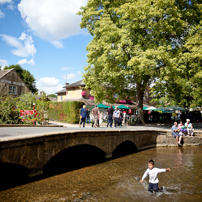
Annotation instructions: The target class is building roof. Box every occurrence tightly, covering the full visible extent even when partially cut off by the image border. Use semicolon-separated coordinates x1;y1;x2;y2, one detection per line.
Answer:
55;88;66;94
48;97;57;102
0;69;13;79
63;80;85;88
62;97;95;106
56;80;86;94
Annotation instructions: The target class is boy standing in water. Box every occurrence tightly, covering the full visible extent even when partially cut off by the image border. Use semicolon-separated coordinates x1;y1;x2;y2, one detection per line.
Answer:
141;160;170;193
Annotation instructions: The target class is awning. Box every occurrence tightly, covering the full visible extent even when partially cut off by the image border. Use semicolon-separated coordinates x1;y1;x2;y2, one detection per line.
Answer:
117;105;130;109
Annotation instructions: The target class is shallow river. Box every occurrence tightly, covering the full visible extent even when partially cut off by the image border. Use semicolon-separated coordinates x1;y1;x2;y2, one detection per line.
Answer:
0;146;202;202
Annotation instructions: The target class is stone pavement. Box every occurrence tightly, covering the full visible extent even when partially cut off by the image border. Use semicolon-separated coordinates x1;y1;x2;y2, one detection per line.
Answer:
49;121;202;130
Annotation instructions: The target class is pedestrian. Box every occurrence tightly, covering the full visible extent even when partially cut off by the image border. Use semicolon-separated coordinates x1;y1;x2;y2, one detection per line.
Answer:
119;109;123;126
86;108;90;124
185;119;194;136
141;159;170;193
99;112;103;126
123;110;126;125
92;105;99;128
171;122;182;146
79;105;87;128
107;104;113;128
113;107;120;128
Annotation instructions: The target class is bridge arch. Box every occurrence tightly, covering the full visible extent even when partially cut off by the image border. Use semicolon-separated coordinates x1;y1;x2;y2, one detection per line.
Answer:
112;140;138;159
43;144;106;177
0;162;29;191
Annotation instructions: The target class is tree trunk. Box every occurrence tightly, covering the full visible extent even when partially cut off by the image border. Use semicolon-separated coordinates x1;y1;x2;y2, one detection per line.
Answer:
136;82;145;124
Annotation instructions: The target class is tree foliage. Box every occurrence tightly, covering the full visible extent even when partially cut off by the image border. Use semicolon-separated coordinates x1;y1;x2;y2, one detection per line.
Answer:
0;89;19;124
47;94;57;98
4;64;38;93
78;0;202;123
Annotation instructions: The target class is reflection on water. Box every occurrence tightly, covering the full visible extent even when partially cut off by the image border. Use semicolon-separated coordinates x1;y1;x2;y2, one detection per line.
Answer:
0;146;202;202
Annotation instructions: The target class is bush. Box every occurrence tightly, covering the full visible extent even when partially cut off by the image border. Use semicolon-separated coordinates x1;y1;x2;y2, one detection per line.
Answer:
0;91;50;125
48;101;84;124
0;94;19;124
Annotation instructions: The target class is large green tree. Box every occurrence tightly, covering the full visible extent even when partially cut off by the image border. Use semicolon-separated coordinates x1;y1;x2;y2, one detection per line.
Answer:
78;0;202;123
152;21;202;108
4;64;38;93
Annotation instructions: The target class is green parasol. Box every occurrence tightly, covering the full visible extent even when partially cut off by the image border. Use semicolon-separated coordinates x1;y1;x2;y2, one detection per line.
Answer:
117;105;130;109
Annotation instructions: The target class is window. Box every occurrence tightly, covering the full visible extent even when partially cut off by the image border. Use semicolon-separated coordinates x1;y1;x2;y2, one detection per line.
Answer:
9;86;17;95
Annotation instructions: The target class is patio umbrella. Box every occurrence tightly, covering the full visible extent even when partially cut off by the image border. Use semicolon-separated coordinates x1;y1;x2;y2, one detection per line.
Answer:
145;106;157;111
155;107;173;113
143;106;148;110
103;105;115;109
166;105;188;111
97;103;108;108
117;105;130;109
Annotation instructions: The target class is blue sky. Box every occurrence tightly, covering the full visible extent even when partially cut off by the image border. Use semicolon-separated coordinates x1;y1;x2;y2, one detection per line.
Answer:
0;0;92;94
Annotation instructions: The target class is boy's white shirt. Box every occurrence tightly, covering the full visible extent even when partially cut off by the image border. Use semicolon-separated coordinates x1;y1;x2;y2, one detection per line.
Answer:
142;167;166;184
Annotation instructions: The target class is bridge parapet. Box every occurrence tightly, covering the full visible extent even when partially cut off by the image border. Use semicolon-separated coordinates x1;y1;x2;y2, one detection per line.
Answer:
0;129;201;177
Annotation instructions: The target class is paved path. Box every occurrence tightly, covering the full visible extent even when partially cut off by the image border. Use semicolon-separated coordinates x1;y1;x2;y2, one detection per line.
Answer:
1;121;202;141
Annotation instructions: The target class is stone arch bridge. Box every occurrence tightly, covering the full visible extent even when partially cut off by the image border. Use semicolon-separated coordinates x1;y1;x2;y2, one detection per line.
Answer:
0;129;170;177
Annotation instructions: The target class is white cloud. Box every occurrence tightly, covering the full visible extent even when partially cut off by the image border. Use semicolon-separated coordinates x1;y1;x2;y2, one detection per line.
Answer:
37;77;60;87
61;67;74;71
50;40;64;49
36;77;63;94
18;0;88;48
0;0;12;4
63;73;76;80
0;0;13;18
18;58;34;65
0;10;4;18
0;59;9;69
1;32;36;65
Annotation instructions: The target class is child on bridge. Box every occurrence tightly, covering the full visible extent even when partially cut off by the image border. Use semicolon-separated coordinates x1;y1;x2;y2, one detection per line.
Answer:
141;160;170;193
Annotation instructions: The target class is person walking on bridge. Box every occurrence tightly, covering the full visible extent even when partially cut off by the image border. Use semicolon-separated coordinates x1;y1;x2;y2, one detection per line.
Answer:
107;104;113;128
113;107;120;128
92;105;99;128
79;105;87;128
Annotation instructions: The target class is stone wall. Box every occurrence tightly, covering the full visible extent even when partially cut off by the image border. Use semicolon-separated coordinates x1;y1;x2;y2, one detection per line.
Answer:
66;88;82;99
157;132;202;147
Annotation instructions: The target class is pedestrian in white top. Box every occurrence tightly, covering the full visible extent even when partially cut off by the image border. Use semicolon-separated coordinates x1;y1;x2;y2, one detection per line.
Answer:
185;119;194;136
113;107;120;128
141;159;170;193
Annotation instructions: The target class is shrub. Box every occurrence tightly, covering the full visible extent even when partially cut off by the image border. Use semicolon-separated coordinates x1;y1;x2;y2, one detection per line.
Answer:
48;101;84;124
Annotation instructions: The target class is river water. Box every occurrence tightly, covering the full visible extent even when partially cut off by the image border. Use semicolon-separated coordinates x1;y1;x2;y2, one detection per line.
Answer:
0;146;202;202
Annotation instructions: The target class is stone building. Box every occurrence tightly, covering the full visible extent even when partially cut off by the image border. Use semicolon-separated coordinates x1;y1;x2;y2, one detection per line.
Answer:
56;80;91;102
0;68;29;97
55;80;137;112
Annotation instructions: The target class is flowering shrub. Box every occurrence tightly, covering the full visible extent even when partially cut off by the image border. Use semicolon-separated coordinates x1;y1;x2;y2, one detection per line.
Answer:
0;91;49;125
81;91;86;96
119;100;126;104
89;95;94;100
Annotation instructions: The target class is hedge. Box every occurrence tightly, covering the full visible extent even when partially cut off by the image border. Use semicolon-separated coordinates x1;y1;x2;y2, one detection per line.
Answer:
48;101;84;124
